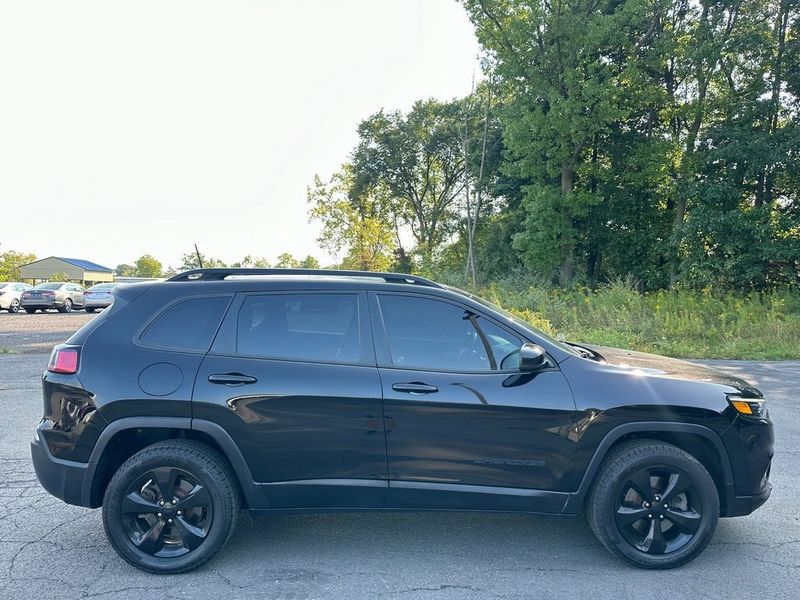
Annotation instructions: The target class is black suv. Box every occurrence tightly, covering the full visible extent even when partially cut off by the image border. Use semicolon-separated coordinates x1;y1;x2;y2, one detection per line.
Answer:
30;269;773;572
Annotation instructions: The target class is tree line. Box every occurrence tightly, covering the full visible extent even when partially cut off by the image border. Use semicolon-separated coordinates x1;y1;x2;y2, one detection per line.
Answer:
309;0;799;291
0;250;321;281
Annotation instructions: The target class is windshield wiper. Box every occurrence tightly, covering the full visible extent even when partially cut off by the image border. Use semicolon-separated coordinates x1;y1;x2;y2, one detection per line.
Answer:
564;342;604;361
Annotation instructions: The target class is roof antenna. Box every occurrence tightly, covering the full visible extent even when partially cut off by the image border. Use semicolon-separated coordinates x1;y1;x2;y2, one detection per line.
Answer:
194;244;204;268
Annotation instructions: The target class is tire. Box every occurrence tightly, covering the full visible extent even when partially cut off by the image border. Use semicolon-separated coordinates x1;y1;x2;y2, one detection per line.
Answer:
8;299;20;313
24;307;36;314
587;439;719;569
102;440;240;574
85;307;96;313
58;299;73;313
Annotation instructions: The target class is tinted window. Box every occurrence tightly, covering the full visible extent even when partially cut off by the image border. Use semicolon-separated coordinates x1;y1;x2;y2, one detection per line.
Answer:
237;294;360;363
141;296;230;351
378;295;521;371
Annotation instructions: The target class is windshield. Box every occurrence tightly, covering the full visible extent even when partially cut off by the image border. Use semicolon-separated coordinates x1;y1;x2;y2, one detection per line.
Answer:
447;286;582;357
0;283;7;290
35;283;63;290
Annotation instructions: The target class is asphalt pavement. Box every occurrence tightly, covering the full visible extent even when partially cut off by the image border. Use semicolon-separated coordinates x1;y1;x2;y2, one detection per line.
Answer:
0;315;798;599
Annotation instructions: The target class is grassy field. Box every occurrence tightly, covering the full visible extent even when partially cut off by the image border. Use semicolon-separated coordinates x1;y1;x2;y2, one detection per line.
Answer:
473;280;800;360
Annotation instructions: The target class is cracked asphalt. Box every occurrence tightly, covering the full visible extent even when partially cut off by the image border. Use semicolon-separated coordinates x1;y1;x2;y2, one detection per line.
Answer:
1;341;798;598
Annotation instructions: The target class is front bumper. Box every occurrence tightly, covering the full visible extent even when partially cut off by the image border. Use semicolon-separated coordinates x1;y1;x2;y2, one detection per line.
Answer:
30;433;91;507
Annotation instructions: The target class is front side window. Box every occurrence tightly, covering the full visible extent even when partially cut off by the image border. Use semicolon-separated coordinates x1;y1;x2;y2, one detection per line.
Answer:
141;296;231;351
377;295;522;372
237;294;360;363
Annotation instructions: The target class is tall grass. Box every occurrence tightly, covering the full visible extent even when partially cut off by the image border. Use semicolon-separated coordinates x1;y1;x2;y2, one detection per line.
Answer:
472;279;800;360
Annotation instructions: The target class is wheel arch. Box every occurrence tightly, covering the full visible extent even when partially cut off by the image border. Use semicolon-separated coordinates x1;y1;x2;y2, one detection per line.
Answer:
564;422;734;515
85;417;261;509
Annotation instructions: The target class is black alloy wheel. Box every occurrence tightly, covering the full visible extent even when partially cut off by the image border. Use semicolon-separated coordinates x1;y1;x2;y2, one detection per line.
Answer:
121;466;213;558
103;440;240;573
615;467;702;555
588;440;719;569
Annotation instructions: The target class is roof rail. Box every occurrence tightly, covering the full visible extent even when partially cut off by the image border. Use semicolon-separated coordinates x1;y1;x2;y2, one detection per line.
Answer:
166;268;443;288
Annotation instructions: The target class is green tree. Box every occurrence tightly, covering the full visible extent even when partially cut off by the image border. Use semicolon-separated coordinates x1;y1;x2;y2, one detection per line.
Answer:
308;167;395;272
463;0;661;284
179;252;226;271
275;253;300;268
115;263;135;277
133;254;162;278
48;271;71;282
0;250;36;281
300;255;321;269
351;99;466;267
232;255;271;268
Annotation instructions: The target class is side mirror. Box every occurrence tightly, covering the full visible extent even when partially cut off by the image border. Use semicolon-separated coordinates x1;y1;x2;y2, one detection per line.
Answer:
519;343;547;372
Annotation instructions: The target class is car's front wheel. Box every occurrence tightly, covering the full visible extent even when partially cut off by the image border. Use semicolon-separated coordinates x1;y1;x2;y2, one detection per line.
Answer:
8;299;20;313
587;439;719;569
102;440;240;573
58;299;73;313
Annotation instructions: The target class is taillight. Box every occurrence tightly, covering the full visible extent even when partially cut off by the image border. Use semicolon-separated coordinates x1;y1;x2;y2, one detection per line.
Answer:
47;346;79;374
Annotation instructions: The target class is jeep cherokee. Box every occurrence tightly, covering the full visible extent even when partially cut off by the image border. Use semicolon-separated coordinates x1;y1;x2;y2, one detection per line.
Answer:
30;268;774;572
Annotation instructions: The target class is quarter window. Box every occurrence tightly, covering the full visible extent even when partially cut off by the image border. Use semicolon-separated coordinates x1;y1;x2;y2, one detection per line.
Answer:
141;296;231;352
377;295;522;371
237;294;360;363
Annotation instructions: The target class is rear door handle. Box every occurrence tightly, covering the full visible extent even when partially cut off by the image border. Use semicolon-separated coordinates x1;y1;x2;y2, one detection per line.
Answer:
392;382;438;395
208;373;257;385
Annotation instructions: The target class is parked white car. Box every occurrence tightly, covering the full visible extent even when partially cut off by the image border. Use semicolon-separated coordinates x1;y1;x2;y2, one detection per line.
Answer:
0;282;34;313
83;282;118;312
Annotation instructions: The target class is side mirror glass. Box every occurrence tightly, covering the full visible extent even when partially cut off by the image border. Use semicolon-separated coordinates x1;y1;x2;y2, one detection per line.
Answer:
519;343;547;372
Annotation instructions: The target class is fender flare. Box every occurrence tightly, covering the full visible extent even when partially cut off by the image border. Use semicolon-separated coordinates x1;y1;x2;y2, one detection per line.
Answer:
562;421;734;514
84;416;262;508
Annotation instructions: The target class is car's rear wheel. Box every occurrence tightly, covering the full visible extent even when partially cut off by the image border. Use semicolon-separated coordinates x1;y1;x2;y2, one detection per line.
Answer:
24;307;36;314
8;299;20;313
58;299;73;313
102;440;240;574
587;440;719;569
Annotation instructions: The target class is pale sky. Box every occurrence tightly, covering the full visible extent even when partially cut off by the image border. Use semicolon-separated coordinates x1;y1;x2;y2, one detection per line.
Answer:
0;0;480;270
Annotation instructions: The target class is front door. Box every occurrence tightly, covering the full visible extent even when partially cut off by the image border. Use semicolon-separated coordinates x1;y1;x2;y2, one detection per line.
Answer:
193;291;388;509
371;292;578;513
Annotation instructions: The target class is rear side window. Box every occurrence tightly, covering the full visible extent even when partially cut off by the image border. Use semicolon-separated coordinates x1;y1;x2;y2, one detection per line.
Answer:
237;294;360;363
141;296;231;352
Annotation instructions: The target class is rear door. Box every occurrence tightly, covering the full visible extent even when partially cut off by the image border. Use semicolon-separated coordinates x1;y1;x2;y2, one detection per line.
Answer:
192;290;388;509
371;292;578;513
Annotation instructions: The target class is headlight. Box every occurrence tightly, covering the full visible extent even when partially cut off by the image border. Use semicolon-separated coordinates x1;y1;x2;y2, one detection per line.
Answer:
728;395;767;418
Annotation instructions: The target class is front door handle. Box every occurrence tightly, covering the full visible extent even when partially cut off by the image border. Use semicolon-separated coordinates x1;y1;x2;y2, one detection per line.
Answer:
392;382;438;395
208;373;257;385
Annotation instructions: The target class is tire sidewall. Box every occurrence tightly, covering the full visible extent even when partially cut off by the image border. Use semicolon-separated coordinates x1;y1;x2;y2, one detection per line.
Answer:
594;447;719;569
103;450;234;573
9;299;20;313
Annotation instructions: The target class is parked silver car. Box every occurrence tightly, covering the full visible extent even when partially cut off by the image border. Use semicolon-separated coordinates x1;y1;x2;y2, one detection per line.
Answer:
0;282;34;313
83;282;117;312
20;282;85;313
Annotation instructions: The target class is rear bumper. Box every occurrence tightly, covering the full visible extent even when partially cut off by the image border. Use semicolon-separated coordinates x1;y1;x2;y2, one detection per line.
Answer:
21;300;59;308
30;434;91;507
84;299;112;308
